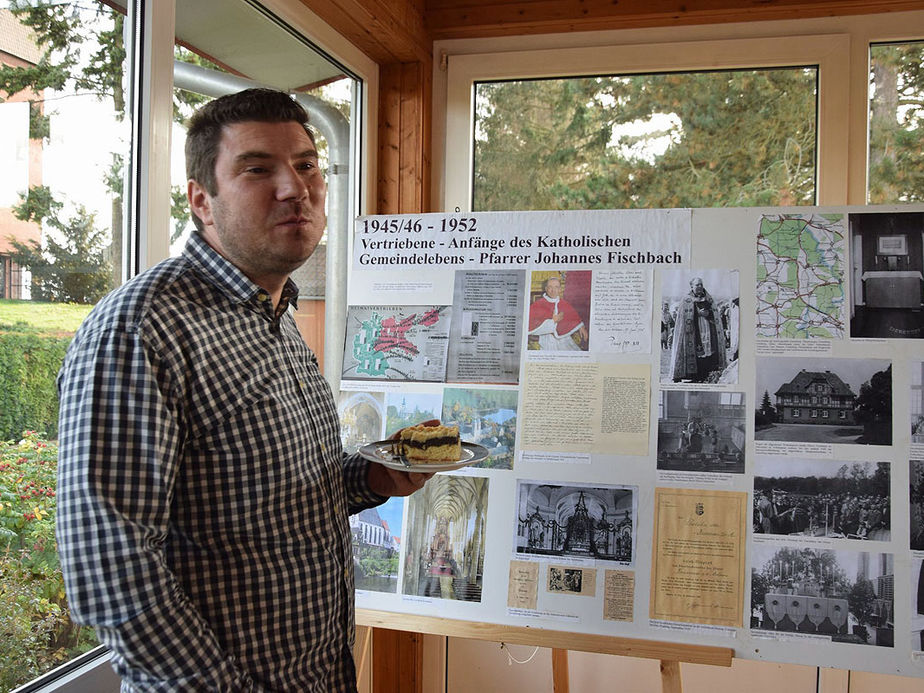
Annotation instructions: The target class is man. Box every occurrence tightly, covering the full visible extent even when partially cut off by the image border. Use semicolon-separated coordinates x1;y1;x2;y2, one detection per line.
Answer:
756;491;777;534
56;88;431;692
527;275;588;351
668;276;727;382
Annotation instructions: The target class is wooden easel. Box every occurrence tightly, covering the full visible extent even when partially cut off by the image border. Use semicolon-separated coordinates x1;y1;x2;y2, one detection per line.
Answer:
355;609;733;693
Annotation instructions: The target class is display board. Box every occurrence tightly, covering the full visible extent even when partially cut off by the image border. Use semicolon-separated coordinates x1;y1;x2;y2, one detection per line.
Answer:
341;205;924;676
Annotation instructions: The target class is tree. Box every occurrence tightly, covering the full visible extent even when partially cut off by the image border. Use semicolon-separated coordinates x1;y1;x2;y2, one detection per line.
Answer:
7;186;112;303
868;43;924;203
0;2;223;290
475;53;924;211
847;578;878;633
474;68;817;211
855;365;893;445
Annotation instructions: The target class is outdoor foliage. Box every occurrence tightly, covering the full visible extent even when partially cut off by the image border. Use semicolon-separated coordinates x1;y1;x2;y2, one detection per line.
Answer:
869;42;924;203
8;185;114;304
0;432;98;692
474;68;818;211
0;324;70;441
357;546;399;578
855;365;893;445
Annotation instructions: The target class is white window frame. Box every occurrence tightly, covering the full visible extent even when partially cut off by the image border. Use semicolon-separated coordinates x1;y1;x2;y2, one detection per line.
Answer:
435;9;924;211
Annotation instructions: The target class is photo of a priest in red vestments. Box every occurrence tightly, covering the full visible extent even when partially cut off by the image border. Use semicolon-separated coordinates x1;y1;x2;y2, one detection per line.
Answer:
527;272;589;351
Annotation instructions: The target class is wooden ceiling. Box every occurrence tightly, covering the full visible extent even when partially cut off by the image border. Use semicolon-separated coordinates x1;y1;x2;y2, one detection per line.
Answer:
304;0;924;64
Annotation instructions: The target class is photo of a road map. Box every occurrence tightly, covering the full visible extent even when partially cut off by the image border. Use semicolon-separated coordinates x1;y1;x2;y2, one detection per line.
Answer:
756;214;847;339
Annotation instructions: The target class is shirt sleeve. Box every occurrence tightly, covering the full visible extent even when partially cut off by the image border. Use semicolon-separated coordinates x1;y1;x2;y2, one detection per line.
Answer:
55;326;259;692
341;451;388;514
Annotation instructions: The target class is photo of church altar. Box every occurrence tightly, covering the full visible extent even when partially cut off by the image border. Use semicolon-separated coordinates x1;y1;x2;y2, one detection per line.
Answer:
514;481;636;564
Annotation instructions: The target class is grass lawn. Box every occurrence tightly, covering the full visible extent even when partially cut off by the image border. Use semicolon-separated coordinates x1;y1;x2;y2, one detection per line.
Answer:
0;298;94;334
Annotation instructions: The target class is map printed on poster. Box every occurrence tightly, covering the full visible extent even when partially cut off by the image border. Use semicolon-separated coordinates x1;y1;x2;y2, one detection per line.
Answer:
342;305;451;382
755;214;847;339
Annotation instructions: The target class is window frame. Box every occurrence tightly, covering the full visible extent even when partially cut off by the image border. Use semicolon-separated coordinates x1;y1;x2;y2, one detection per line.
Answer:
435;9;924;211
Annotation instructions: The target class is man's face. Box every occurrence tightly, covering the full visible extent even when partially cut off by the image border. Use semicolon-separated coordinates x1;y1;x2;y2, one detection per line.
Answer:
188;120;327;285
691;278;704;296
546;279;561;298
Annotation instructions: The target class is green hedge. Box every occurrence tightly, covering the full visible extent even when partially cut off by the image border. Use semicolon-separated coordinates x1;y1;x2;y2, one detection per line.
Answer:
0;327;71;441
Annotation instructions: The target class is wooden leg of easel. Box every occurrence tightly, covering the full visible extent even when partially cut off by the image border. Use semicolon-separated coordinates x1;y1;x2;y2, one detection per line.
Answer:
551;648;569;693
660;659;682;693
355;625;372;687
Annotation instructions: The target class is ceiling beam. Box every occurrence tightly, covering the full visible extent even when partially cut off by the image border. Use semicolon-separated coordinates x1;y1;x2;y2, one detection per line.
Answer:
424;0;924;40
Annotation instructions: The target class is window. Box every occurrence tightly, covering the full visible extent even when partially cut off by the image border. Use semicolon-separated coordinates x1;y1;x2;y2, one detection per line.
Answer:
720;392;743;406
793;408;801;417
822;410;829;418
442;15;924;209
1;0;371;689
0;1;134;687
473;67;817;211
868;41;924;204
811;409;818;418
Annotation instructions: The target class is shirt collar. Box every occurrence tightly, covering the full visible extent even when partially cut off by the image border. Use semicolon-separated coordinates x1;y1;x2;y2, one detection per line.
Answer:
183;232;300;311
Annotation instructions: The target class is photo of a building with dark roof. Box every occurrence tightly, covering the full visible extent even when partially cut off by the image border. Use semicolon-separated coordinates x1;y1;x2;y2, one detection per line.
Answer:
774;369;856;425
756;357;892;445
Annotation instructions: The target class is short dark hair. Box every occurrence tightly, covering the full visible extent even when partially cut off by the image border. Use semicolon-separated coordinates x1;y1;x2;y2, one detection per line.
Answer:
185;88;314;231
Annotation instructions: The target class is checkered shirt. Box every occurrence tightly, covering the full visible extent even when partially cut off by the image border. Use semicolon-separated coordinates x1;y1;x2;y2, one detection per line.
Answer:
56;232;384;692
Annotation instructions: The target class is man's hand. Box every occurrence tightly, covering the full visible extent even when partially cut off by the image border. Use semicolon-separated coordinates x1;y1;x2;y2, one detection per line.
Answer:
366;418;439;497
368;463;433;497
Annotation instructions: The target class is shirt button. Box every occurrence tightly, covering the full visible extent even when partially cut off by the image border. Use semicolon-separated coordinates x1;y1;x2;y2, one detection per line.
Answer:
257;292;269;302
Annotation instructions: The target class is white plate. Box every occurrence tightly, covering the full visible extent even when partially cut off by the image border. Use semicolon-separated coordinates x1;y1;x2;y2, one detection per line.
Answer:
358;440;490;472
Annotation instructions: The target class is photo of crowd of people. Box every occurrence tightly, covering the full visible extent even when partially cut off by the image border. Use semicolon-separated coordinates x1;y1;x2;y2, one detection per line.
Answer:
754;459;891;540
911;460;924;550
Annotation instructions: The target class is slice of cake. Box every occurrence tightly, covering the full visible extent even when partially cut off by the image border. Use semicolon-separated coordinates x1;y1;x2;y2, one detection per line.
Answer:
398;424;461;463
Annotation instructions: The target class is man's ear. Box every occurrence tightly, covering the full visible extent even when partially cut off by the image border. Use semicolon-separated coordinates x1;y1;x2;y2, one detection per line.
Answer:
188;179;213;227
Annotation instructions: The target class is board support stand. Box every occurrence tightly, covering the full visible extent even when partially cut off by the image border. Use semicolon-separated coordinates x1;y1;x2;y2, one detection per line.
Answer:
358;610;732;692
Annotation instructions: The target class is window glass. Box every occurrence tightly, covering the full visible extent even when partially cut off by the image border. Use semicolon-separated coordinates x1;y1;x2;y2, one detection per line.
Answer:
473;68;817;211
170;0;358;363
868;41;924;204
0;1;134;687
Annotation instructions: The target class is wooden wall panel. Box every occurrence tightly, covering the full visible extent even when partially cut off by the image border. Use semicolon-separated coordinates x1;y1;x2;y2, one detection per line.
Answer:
372;628;424;693
425;0;924;39
377;61;433;214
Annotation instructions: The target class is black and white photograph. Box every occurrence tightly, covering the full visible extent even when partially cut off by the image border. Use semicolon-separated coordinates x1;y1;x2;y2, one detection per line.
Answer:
751;544;894;647
754;357;892;445
753;459;891;540
849;211;924;339
660;269;739;384
656;389;747;473
548;566;584;594
401;475;489;602
515;481;636;564
911;361;924;444
911;460;924;550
